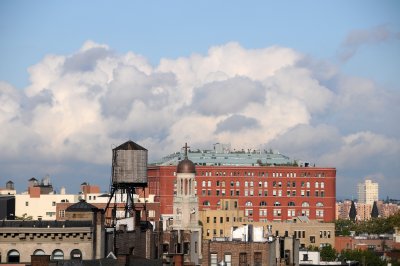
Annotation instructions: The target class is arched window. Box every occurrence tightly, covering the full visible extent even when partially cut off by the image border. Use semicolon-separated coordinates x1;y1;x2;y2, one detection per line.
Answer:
321;182;325;189
288;201;295;206
274;201;281;206
33;249;45;255
245;201;253;206
316;202;324;207
315;182;319;188
260;201;267;206
302;202;310;207
7;250;20;263
70;249;82;260
52;249;64;260
203;201;210;206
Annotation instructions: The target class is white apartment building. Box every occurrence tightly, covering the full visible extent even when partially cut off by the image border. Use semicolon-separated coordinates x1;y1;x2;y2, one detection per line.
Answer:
357;179;379;205
15;191;79;220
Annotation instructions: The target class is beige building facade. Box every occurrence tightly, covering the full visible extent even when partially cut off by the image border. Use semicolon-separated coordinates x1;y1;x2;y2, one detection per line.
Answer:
0;201;104;264
200;198;335;249
358;179;379;205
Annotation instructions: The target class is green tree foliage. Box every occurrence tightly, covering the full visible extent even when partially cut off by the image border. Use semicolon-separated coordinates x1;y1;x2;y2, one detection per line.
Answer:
320;245;337;261
15;213;33;220
349;200;357;222
340;249;386;266
371;201;379;218
335;212;400;236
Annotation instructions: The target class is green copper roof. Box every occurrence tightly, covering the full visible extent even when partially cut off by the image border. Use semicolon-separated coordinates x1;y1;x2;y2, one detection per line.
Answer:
152;143;299;167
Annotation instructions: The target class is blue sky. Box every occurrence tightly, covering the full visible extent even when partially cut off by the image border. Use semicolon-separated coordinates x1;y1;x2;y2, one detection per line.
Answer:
0;1;399;199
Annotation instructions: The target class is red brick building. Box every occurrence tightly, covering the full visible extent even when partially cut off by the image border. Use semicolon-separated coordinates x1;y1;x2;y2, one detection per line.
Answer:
148;165;336;222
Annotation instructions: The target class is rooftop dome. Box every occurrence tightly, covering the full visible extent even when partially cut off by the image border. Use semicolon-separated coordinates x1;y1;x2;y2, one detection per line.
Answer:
177;158;196;174
177;143;196;174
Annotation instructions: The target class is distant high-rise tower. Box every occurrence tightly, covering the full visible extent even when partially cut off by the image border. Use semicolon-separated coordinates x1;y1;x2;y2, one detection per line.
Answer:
358;179;379;205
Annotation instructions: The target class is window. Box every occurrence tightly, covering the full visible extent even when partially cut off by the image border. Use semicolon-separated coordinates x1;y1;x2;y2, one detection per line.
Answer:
46;212;56;217
264;181;268;188
7;250;20;263
52;249;64;260
211;253;218;266
59;210;65;218
315;182;319;188
239;253;247;266
203;201;210;206
70;249;82;259
52;201;56;206
236;181;240;187
288;209;295;217
207;217;210;223
25;201;29;206
208;181;211;187
273;209;281;217
274;201;281;206
260;201;267;206
306;182;310;188
184;242;190;255
254;252;262;266
225;254;232;266
316;210;324;217
288;201;295;206
202;181;206;187
310;236;316;243
245;181;248;187
259;209;267;216
321;182;325;188
316;202;324;207
213;217;216;223
245;209;253;217
34;249;45;255
245;201;253;206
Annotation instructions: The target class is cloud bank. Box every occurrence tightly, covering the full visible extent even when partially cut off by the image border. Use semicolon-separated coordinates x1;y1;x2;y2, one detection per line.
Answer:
0;41;399;198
